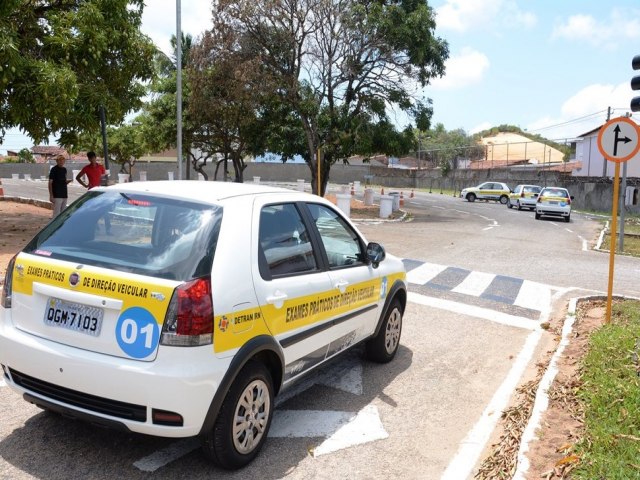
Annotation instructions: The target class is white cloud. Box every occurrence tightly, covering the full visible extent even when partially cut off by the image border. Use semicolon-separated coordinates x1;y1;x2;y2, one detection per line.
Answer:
552;9;640;48
431;47;490;89
141;1;212;55
436;0;536;33
526;82;631;139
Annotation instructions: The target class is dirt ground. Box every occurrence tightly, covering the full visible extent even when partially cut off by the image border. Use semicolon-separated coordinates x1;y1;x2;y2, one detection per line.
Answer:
0;199;601;478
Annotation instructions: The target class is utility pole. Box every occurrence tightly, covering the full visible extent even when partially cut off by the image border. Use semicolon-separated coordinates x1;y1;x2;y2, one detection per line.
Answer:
176;0;183;180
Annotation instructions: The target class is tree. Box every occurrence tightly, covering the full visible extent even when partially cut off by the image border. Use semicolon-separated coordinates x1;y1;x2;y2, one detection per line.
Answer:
215;0;448;195
0;0;155;147
17;148;34;163
137;34;206;178
419;124;485;174
187;26;278;182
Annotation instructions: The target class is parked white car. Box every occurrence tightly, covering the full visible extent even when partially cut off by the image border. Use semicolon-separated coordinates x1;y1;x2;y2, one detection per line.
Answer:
0;181;407;469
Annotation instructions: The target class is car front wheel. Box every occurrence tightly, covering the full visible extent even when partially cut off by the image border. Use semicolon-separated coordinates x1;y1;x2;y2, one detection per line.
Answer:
201;361;274;469
467;193;476;202
366;299;403;363
499;195;508;205
535;212;541;220
565;214;571;223
517;201;522;211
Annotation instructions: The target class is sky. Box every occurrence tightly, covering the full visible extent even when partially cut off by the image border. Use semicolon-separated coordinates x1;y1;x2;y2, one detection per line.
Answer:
2;0;640;154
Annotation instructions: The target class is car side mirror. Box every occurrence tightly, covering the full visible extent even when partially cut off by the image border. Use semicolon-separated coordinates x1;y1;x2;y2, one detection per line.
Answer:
366;242;386;268
570;196;574;200
533;193;539;198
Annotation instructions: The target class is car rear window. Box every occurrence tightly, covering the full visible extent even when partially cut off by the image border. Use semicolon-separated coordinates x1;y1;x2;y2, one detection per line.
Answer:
524;186;541;193
24;191;222;281
542;188;568;198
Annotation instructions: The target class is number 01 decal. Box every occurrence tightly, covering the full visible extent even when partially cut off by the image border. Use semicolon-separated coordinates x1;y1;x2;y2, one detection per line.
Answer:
116;307;160;359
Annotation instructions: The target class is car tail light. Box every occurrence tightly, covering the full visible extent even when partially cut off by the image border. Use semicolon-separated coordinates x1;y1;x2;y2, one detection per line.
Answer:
567;196;571;205
161;277;213;346
1;255;17;308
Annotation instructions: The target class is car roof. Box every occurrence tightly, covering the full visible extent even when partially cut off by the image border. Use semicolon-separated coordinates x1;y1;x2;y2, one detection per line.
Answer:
93;180;312;204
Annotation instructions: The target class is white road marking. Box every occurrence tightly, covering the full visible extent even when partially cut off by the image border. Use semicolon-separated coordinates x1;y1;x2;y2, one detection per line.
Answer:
408;292;540;331
454;209;471;215
578;235;588;251
565;228;573;233
514;280;552;312
406;262;447;285
270;405;388;457
432;205;445;210
441;329;543;480
0;378;6;387
452;271;495;297
133;438;200;472
482;226;494;231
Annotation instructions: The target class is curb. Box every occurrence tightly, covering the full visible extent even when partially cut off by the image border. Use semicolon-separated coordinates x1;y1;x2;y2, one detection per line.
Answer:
0;196;53;210
512;294;630;479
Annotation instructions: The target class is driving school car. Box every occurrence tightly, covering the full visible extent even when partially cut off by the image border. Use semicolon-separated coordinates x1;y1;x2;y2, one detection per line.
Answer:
535;186;573;222
460;182;511;204
508;184;541;210
0;181;407;470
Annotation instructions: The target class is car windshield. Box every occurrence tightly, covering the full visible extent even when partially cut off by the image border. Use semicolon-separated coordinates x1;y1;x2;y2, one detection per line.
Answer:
23;191;222;281
542;188;568;198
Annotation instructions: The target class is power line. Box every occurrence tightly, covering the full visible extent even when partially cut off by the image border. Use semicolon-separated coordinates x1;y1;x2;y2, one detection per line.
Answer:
527;110;608;133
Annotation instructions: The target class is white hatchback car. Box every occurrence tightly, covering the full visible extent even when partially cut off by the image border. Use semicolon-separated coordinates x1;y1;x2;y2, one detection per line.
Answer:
535;187;573;222
460;182;511;204
0;181;407;469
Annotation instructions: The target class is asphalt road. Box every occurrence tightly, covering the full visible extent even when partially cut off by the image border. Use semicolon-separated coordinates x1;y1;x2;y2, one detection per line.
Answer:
1;179;637;479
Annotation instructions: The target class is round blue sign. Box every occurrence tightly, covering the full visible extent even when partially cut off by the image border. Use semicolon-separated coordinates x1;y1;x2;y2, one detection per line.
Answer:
115;307;160;359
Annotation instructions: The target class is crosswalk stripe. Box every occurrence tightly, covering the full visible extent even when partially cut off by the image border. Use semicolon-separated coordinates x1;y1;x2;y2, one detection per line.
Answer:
514;280;552;312
405;262;447;285
452;270;495;297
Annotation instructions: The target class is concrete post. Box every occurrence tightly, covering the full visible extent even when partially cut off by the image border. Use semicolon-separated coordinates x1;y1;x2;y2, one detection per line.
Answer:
336;193;351;217
379;195;393;218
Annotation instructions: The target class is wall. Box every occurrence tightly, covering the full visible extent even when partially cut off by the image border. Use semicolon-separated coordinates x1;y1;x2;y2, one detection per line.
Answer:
2;161;639;213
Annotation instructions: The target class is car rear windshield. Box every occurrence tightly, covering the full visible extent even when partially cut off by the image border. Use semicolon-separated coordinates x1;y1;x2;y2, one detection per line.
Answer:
542;188;569;198
24;191;222;281
524;186;541;193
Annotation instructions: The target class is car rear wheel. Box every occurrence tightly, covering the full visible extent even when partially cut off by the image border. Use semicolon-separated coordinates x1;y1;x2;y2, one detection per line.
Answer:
565;215;571;223
517;201;522;211
366;299;403;363
201;361;274;469
467;193;476;202
499;195;508;205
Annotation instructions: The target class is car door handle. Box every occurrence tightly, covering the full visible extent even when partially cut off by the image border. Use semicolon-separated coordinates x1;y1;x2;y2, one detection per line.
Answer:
266;291;288;308
334;280;349;293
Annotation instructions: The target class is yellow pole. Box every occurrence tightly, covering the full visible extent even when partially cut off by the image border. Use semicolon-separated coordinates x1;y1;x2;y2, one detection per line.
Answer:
605;161;621;323
317;147;321;196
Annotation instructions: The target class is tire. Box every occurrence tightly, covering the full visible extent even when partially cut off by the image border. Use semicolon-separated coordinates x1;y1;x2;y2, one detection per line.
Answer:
499;195;508;205
535;212;541;220
517;201;522;211
507;201;513;209
366;299;403;363
467;193;476;202
565;214;570;223
201;361;274;469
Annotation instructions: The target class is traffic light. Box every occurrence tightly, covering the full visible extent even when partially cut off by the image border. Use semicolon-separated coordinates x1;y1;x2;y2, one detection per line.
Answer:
632;55;640;112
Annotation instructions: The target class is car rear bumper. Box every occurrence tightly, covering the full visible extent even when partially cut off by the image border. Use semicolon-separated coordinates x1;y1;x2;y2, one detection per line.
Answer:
0;308;228;437
535;206;571;217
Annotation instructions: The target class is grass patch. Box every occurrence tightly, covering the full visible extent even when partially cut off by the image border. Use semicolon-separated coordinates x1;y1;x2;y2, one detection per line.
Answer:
601;216;640;257
573;300;640;479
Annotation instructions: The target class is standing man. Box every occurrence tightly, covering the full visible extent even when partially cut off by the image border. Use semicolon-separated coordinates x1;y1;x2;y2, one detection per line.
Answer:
76;151;106;189
48;154;73;218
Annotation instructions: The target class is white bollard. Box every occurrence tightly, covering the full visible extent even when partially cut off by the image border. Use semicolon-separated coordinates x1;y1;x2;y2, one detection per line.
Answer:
23;173;31;180
118;173;129;183
253;176;261;184
297;179;305;192
379;195;393;218
353;180;361;193
364;188;374;206
139;171;147;181
11;173;19;180
168;171;174;181
336;193;351;217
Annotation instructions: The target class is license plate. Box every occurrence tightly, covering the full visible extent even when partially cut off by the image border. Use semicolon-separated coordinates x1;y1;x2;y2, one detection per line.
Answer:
548;201;558;205
44;298;104;337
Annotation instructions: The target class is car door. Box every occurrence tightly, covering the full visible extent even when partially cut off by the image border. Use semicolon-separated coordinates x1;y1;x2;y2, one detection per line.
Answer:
303;202;383;350
251;199;337;385
477;182;493;200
